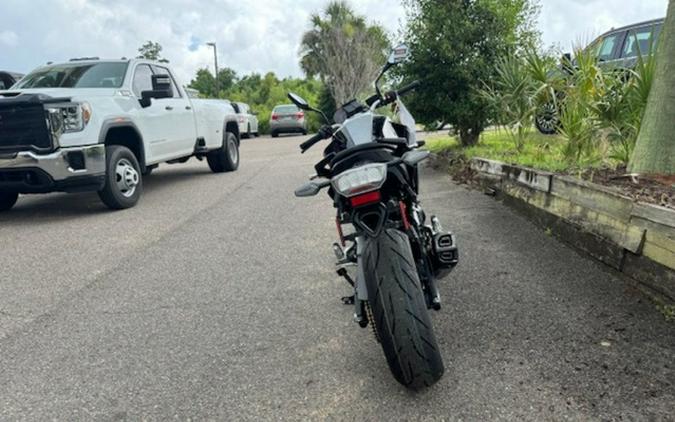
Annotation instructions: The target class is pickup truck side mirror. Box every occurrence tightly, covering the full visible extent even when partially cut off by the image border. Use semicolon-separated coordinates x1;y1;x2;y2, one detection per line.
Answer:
140;74;173;108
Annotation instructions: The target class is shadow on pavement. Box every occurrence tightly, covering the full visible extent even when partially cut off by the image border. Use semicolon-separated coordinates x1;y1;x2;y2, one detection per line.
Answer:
0;166;218;223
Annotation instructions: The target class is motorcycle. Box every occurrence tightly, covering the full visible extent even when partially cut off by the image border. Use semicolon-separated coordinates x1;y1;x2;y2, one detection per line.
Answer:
289;44;459;389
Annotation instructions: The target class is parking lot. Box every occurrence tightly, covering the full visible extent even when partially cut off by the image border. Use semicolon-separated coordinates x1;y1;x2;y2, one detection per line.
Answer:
0;134;673;420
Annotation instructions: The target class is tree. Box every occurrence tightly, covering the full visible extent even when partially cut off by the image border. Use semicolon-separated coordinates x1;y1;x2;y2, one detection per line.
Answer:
137;41;169;63
401;0;540;146
300;1;389;105
188;68;237;98
629;0;675;175
187;67;327;135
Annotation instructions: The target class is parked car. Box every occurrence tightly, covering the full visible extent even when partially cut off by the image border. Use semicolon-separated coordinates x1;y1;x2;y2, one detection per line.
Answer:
231;101;258;138
536;17;664;135
269;104;307;137
0;71;23;90
0;58;241;212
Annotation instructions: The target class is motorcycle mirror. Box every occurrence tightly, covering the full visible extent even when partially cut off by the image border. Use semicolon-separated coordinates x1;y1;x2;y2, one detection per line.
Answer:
288;93;310;111
376;43;410;98
387;44;410;65
288;92;330;124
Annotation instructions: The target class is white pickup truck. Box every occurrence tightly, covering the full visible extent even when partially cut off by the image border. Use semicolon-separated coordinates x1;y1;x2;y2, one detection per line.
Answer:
0;58;240;211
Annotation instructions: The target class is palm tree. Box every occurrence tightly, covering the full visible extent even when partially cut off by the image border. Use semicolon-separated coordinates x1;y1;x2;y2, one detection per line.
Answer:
300;1;389;105
629;0;675;175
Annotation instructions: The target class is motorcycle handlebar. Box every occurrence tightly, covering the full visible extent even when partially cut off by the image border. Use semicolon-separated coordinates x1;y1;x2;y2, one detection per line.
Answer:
365;93;380;107
300;126;333;153
381;80;421;107
366;80;421;108
397;80;421;97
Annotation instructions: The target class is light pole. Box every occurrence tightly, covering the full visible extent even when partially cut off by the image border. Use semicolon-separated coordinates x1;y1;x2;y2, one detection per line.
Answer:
206;42;218;96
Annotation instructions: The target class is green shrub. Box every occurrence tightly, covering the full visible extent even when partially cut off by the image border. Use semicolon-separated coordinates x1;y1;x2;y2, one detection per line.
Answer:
480;55;537;152
481;41;656;169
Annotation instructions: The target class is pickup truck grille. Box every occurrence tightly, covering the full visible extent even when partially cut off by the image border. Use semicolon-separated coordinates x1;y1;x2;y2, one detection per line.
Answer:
0;102;53;153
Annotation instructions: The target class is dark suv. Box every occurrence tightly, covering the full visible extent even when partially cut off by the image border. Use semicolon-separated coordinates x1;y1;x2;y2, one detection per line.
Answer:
536;18;664;135
0;71;23;90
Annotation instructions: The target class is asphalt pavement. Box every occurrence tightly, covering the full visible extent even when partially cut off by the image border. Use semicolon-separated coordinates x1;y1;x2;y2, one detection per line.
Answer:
0;134;673;421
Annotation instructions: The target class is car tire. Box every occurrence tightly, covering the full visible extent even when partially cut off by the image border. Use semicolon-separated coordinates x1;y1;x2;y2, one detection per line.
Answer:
271;131;278;138
98;145;143;210
302;130;308;136
244;124;252;139
207;131;239;173
0;192;19;212
535;101;561;135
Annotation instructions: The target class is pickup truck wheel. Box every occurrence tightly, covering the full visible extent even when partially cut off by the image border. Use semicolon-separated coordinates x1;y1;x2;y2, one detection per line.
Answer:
207;132;239;173
98;145;143;210
0;192;19;212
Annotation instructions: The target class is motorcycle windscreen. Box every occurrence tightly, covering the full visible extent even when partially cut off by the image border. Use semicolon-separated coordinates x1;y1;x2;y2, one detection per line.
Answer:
335;113;374;148
396;99;417;146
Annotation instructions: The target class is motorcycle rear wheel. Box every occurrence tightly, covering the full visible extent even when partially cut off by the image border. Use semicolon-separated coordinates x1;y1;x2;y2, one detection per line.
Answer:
363;228;445;389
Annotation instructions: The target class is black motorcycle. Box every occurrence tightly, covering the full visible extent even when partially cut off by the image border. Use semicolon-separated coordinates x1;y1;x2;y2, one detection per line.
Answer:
289;44;458;389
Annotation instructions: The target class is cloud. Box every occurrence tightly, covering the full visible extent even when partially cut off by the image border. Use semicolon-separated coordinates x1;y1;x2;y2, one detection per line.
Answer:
0;30;18;47
538;0;668;51
0;0;668;83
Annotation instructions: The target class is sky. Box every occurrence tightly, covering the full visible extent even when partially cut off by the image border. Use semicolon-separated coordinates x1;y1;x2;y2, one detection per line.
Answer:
0;0;669;84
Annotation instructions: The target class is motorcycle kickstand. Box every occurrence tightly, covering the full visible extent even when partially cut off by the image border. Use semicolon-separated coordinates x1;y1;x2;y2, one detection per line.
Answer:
337;267;355;305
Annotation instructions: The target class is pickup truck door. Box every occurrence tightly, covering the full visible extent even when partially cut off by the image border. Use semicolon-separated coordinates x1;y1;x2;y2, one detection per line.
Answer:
151;65;198;158
131;64;172;163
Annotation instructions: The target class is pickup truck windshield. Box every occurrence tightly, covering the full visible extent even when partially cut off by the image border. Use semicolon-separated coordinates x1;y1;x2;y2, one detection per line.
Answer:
15;62;128;89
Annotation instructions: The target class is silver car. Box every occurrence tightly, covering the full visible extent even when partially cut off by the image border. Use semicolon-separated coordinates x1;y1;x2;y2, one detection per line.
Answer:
270;104;307;138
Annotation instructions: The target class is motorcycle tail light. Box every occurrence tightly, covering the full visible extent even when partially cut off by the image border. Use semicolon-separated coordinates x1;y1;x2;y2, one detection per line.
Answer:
332;163;387;197
350;191;381;207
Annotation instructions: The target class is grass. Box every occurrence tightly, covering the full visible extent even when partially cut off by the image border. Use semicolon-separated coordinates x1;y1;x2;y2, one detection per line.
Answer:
659;304;675;322
426;128;611;173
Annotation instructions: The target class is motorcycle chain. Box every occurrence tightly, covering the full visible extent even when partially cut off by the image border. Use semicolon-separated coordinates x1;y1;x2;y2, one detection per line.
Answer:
365;301;380;343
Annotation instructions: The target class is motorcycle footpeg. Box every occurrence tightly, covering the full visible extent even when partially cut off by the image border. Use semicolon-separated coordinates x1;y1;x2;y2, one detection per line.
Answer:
332;242;345;261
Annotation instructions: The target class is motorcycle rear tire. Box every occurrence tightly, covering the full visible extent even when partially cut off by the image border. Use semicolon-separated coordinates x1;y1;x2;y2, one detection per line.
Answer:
363;228;445;389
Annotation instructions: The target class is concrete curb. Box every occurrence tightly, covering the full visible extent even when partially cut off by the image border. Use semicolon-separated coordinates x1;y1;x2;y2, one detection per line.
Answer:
468;157;675;304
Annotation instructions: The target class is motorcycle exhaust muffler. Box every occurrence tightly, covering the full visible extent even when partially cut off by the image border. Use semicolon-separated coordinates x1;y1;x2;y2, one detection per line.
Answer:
429;216;459;278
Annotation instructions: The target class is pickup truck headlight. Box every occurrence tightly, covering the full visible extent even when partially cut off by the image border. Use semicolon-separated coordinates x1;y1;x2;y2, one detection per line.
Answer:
331;163;387;197
45;102;92;144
